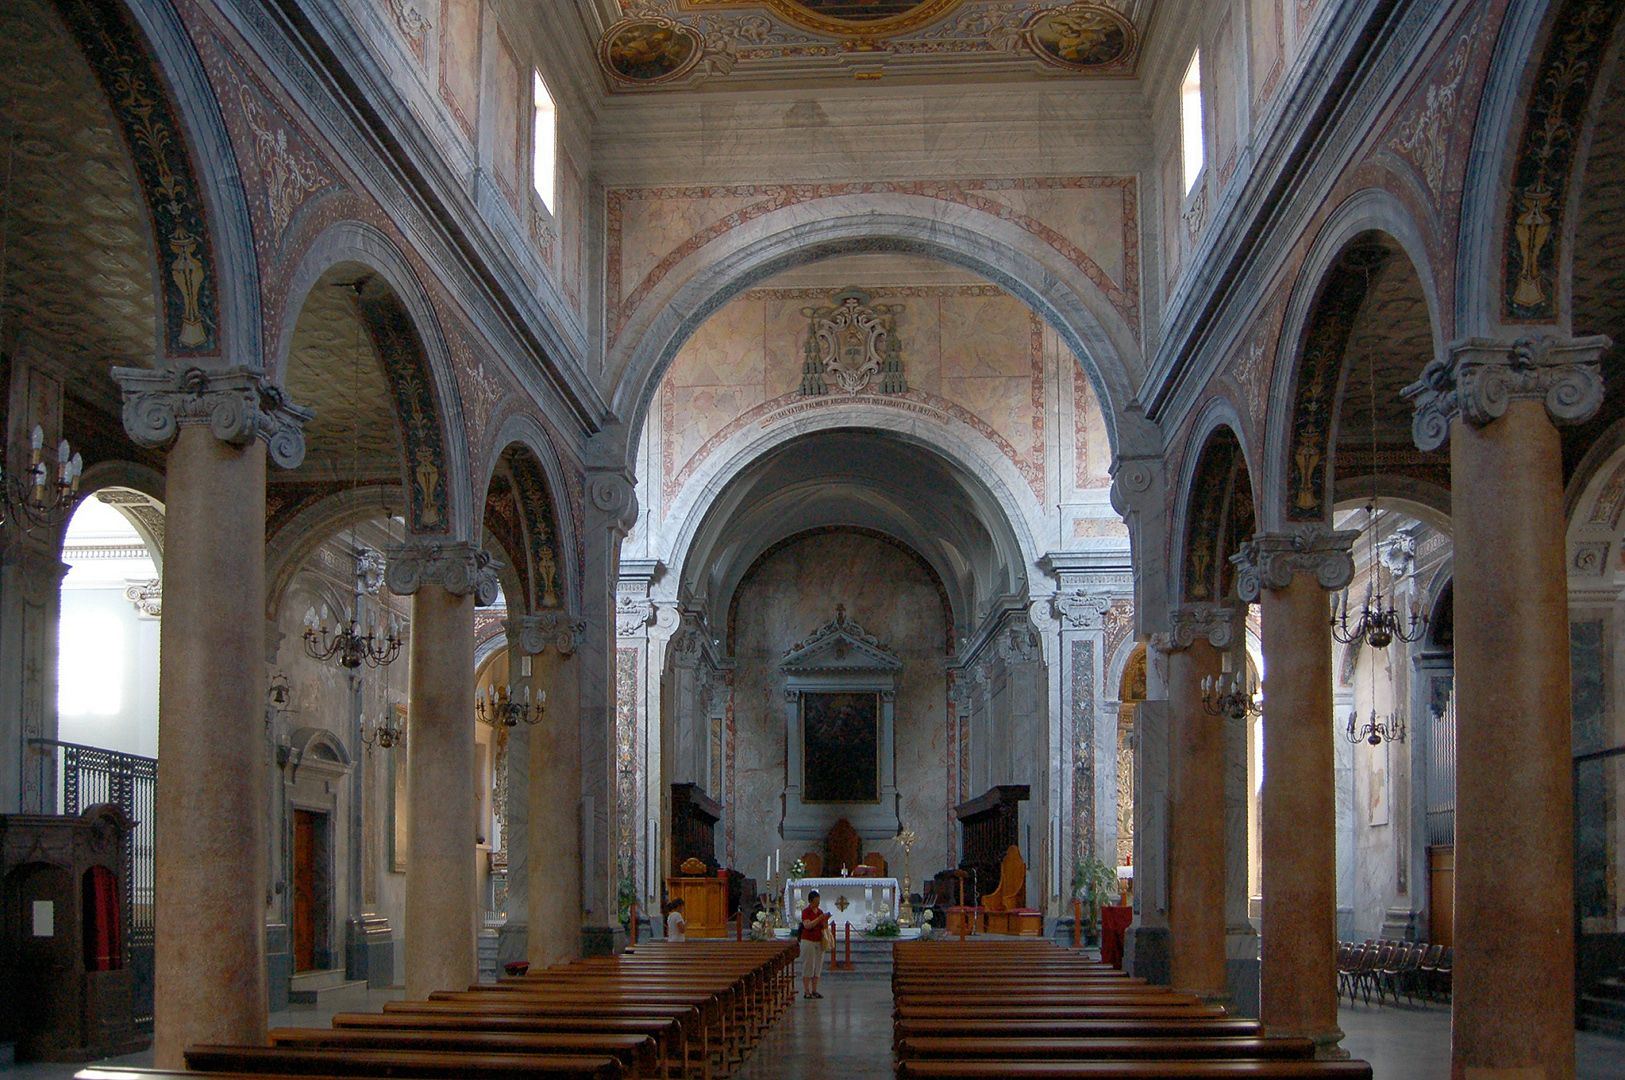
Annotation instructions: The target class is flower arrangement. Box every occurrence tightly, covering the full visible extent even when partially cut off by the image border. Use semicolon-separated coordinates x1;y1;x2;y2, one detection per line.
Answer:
788;858;807;880
865;915;902;938
746;910;775;941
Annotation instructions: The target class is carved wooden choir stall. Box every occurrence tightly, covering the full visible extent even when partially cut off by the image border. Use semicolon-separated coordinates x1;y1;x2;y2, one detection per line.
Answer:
0;805;148;1061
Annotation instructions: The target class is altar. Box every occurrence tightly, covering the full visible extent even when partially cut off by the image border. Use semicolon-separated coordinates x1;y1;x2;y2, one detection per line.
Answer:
782;876;900;929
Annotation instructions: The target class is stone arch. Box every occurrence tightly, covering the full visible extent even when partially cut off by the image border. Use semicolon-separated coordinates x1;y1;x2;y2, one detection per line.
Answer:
1264;192;1446;533
1456;0;1625;334
481;415;581;614
483;443;569;618
73;467;168;575
263;484;407;619
1173;403;1257;607
50;0;260;365
604;200;1144;464
275;221;471;541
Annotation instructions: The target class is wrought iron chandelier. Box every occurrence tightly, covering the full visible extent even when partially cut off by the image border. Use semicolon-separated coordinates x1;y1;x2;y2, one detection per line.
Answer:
1201;666;1259;721
302;549;403;668
1346;639;1406;746
476;683;546;729
0;425;83;531
1330;349;1427;650
361;709;405;751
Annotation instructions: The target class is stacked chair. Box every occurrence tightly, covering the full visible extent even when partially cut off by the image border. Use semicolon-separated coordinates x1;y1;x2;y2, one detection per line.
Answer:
893;939;1375;1079
1337;940;1451;1006
75;939;799;1080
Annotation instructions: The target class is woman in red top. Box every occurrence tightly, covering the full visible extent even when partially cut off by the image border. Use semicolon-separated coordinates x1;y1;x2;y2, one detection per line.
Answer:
799;890;831;999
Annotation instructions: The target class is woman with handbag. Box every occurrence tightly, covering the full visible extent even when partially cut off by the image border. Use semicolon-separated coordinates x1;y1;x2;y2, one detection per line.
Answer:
798;890;832;999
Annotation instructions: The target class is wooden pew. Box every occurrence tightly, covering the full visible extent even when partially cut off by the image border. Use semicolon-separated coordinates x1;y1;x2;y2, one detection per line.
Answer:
895;1063;1374;1080
183;1046;624;1080
266;1027;659;1080
894;1018;1266;1046
896;1036;1316;1062
330;1013;681;1080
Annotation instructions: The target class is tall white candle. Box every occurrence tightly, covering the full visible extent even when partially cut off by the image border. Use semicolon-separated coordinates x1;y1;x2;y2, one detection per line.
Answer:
767;856;772;883
776;848;781;874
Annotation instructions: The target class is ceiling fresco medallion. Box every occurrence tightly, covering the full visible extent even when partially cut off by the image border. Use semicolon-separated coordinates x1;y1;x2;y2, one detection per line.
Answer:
746;0;964;37
1023;3;1135;70
600;17;705;84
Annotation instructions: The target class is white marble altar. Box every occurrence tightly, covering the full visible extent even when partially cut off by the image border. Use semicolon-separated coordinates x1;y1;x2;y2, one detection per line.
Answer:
783;876;899;928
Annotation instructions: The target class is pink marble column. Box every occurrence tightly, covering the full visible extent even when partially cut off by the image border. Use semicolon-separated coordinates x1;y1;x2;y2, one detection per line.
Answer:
1235;528;1354;1056
526;639;583;967
1406;335;1607;1080
388;543;498;999
150;426;269;1065
1162;606;1232;1002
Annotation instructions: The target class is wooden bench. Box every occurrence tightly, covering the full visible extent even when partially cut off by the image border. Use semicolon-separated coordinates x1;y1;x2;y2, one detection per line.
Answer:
182;1046;623;1080
896;1037;1316;1061
894;1018;1266;1046
895;1062;1374;1080
266;1027;659;1080
330;1013;680;1080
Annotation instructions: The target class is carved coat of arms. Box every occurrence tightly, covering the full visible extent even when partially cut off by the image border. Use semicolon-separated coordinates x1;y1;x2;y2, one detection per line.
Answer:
800;287;906;395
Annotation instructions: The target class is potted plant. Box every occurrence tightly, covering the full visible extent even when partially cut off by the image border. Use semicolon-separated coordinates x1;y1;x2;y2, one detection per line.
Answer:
1072;856;1119;945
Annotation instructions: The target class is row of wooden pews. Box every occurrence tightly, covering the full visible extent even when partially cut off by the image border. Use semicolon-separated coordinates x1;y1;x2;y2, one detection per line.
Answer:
75;939;798;1080
892;940;1375;1080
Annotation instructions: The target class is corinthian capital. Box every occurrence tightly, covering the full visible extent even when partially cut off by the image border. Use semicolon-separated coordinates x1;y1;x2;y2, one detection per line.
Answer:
112;365;314;469
1403;334;1609;451
1165;604;1235;650
507;611;585;656
1230;525;1356;602
386;541;501;604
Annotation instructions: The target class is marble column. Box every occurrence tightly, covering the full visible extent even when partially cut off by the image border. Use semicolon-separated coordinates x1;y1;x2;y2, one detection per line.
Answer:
113;364;310;1066
512;611;585;967
1234;527;1354;1056
1161;606;1232;1002
1405;334;1607;1080
387;542;498;999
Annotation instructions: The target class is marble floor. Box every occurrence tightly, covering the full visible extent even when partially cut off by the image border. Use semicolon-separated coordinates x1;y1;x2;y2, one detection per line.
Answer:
8;979;1625;1080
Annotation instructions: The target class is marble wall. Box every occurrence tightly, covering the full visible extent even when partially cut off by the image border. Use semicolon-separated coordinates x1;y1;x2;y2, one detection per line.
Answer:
729;530;951;890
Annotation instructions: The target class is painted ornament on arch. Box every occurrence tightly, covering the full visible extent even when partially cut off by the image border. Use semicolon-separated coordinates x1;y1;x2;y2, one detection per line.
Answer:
1024;3;1136;71
600;18;703;84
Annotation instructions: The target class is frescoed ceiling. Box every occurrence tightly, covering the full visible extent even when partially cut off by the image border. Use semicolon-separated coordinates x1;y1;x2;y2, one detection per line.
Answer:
0;0;158;410
590;0;1153;90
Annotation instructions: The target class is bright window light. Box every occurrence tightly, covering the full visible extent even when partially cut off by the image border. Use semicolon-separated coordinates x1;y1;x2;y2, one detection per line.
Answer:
1181;50;1204;195
532;71;557;212
59;611;123;716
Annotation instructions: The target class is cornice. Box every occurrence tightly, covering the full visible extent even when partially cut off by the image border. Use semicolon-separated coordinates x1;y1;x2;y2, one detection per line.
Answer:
1138;0;1449;428
226;0;609;433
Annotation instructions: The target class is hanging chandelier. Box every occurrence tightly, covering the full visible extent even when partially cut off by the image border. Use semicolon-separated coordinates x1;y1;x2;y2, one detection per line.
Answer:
361;709;405;751
303;549;403;668
0;424;83;530
1346;706;1405;747
476;683;546;729
1201;667;1259;721
1330;348;1427;650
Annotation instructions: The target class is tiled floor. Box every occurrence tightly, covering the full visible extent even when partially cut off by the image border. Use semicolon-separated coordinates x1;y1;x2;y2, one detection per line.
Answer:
10;978;1625;1079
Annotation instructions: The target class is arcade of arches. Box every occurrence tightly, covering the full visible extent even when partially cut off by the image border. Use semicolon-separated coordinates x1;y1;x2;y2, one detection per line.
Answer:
1;1;1624;1078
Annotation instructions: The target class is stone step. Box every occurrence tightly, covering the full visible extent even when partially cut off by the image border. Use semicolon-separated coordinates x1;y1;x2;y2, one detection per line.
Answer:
1579;994;1625;1039
287;968;369;1012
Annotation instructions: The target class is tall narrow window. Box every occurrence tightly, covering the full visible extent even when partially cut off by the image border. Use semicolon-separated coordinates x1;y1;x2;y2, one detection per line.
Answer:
1180;50;1204;195
532;71;557;212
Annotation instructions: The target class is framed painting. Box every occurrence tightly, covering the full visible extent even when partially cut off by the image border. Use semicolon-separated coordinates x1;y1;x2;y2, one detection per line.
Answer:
801;691;880;803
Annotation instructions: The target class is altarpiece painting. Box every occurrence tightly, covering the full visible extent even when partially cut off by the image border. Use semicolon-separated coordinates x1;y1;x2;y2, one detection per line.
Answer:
801;691;880;803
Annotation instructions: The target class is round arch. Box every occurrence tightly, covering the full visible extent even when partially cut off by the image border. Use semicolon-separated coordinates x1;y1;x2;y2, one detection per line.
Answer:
481;414;583;614
275;221;473;542
604;200;1145;464
1263;191;1446;534
1170;398;1258;608
263;484;407;619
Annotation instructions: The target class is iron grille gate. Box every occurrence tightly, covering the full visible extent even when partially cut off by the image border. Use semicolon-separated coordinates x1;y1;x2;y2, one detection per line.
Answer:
52;739;157;1026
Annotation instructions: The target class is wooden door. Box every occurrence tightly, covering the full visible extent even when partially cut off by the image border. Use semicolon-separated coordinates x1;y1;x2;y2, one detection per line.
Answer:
1428;845;1453;946
293;810;317;971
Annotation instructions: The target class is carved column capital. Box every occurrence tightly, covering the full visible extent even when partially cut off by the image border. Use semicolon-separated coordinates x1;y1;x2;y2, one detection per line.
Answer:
386;541;501;604
1403;333;1609;451
112;365;314;468
1053;591;1111;631
507;611;585;656
1163;604;1236;651
587;469;639;535
1230;526;1356;602
1109;458;1161;517
615;595;656;638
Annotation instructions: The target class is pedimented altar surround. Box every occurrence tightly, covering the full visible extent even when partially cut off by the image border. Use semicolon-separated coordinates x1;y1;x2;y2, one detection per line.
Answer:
4;3;1625;1079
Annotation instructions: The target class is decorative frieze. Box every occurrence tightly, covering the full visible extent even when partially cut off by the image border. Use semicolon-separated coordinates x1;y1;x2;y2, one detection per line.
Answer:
112;365;313;468
507;611;586;657
1230;526;1357;601
385;541;501;604
1403;335;1608;452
